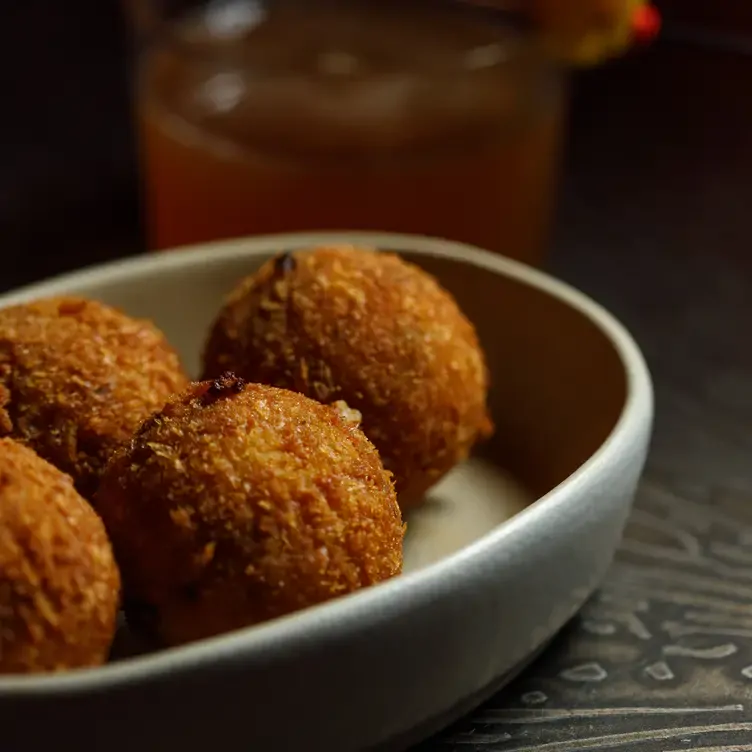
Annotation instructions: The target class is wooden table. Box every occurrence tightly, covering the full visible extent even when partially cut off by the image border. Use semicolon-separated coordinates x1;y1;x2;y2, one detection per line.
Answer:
2;10;752;747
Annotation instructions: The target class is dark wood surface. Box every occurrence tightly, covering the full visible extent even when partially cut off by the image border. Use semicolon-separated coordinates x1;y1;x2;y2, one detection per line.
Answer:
2;8;752;748
658;0;752;33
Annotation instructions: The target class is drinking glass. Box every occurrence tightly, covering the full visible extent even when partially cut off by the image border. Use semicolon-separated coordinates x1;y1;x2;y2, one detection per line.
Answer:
128;0;566;264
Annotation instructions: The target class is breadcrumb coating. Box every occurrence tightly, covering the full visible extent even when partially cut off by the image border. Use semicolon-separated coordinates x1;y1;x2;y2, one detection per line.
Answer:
202;246;493;508
96;375;404;647
0;439;121;673
0;297;189;500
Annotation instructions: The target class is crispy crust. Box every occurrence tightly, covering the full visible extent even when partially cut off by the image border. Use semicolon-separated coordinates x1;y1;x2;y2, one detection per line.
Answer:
202;245;493;508
0;439;120;673
96;376;404;647
0;297;189;500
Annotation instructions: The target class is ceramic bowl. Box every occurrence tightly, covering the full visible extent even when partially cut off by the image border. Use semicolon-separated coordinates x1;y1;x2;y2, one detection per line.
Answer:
0;232;652;751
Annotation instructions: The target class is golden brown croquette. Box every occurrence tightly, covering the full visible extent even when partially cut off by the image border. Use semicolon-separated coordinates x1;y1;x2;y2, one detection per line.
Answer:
202;245;493;509
0;296;189;500
0;439;121;674
96;375;404;647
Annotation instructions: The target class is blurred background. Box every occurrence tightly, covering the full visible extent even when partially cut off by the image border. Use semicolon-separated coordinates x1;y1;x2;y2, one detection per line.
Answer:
3;0;749;293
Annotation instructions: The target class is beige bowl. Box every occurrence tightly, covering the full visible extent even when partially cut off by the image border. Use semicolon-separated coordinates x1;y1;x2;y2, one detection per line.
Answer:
0;232;652;752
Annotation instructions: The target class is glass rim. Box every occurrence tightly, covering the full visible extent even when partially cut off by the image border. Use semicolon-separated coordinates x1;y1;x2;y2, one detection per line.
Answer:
125;0;558;78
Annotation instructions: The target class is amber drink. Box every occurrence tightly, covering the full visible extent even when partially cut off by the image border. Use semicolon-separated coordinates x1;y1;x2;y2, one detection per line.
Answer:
135;0;565;263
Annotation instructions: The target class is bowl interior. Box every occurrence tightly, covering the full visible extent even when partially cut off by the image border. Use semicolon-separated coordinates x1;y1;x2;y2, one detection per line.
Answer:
419;252;628;498
6;243;627;578
66;248;626;492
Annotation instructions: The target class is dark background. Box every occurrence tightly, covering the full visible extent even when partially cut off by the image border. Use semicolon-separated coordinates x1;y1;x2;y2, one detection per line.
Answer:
1;0;750;288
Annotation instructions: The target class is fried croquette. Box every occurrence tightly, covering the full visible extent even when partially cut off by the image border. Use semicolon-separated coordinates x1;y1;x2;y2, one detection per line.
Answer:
96;374;404;647
202;245;493;509
0;296;189;500
0;439;120;673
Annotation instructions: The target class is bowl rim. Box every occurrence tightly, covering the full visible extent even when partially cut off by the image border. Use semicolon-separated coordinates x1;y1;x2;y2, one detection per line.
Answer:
0;231;653;694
